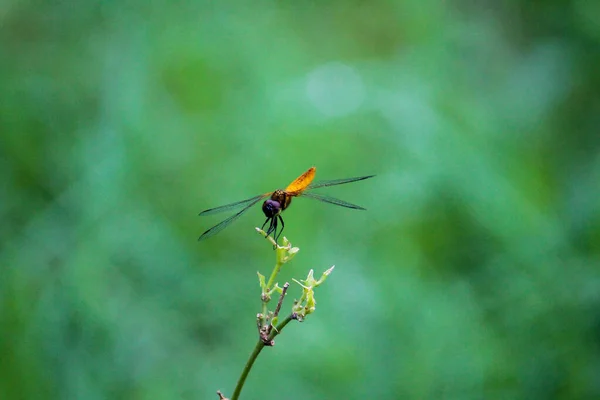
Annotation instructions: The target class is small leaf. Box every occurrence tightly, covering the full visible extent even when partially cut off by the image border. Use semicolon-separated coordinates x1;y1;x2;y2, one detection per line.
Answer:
257;272;266;290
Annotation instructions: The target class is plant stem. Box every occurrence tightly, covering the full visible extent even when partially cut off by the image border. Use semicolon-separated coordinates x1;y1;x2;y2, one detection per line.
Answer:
231;340;265;400
230;314;295;400
268;314;294;340
260;301;268;328
265;260;283;292
272;283;289;320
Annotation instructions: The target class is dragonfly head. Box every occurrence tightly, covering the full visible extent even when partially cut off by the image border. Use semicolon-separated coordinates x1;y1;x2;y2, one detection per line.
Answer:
262;199;282;218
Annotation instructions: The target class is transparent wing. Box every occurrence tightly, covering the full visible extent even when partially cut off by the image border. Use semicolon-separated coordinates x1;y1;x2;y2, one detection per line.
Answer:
199;193;270;216
198;195;267;241
307;175;375;190
301;192;366;210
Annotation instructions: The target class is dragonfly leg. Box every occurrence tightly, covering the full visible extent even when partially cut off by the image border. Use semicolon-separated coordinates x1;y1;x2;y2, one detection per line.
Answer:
261;217;270;230
271;217;281;249
265;217;276;236
274;215;285;243
261;217;272;240
271;216;278;237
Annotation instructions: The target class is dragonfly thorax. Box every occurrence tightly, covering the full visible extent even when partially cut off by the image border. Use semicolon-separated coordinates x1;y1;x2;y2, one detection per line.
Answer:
262;190;291;217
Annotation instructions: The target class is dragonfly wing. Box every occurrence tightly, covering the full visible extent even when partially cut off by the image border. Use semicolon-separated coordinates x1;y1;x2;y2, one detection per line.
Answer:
307;175;375;189
301;192;366;210
199;193;270;216
198;195;267;240
285;167;316;194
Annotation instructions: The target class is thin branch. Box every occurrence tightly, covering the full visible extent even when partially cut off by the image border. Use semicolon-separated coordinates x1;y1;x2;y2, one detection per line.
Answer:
260;282;290;343
268;313;296;341
273;283;289;321
231;313;298;400
265;261;284;293
231;340;265;400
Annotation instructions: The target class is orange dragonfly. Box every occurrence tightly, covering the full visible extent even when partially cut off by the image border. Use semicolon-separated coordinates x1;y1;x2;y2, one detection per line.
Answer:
198;167;374;242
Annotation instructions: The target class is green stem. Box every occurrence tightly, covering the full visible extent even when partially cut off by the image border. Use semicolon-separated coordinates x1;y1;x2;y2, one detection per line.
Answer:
260;301;268;328
265;261;283;292
230;314;295;400
259;262;280;328
231;340;265;400
268;314;294;341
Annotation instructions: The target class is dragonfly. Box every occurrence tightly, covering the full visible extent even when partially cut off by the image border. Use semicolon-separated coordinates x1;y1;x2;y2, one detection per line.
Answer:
198;166;374;242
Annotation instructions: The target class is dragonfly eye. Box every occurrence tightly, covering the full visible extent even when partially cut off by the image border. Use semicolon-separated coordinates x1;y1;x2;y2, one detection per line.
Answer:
262;199;281;217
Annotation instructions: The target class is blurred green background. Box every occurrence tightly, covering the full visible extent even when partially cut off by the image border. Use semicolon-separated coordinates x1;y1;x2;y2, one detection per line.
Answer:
2;1;600;399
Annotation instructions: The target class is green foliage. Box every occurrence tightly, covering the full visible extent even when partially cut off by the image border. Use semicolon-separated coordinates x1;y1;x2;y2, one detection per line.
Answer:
1;0;599;399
